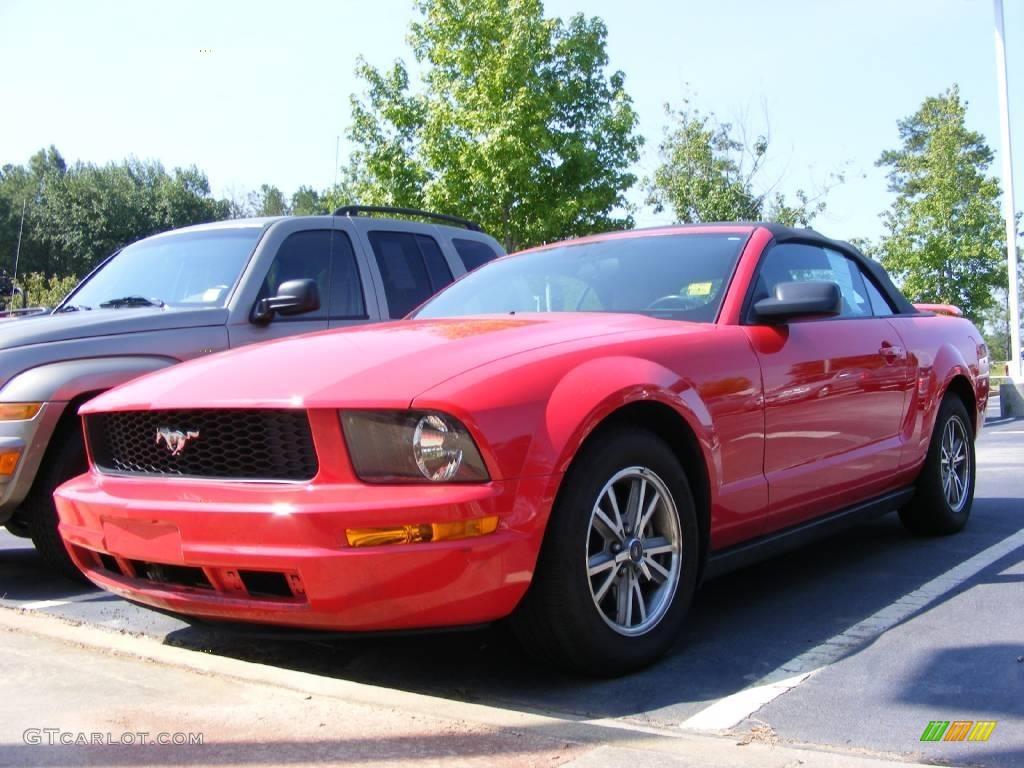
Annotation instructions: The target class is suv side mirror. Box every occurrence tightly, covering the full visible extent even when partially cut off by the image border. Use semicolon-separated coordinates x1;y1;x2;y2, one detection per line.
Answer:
753;280;841;323
252;279;320;324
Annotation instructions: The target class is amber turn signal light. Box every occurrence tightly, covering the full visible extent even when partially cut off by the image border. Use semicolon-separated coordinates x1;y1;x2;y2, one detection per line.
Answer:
0;403;42;421
0;449;22;476
346;516;499;548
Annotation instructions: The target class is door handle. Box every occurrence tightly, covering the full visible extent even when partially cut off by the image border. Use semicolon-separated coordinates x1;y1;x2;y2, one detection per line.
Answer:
879;342;904;362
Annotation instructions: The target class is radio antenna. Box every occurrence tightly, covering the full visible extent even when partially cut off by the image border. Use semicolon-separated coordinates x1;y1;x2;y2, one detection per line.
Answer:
11;198;26;310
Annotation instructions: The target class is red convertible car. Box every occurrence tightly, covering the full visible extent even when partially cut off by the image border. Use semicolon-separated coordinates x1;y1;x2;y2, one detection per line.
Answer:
55;223;988;674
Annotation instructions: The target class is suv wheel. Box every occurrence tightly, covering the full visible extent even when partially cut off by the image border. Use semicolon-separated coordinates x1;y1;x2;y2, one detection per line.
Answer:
25;427;89;582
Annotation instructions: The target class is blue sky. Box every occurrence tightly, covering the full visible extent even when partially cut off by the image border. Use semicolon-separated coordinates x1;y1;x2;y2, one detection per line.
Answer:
1;0;1020;243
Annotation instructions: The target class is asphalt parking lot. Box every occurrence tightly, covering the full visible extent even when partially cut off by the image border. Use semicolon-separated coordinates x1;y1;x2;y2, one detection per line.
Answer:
1;395;1021;767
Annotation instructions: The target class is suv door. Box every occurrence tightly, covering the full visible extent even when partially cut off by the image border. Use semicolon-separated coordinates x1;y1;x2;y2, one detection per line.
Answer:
744;242;911;532
359;227;456;319
228;221;377;346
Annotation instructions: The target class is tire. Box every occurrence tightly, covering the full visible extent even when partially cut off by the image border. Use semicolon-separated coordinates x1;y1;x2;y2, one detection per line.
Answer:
25;426;90;582
511;428;699;676
899;396;975;536
4;519;30;538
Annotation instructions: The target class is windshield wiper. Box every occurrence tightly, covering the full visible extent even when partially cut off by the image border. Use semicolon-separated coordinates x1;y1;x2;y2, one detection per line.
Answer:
98;296;165;309
58;304;92;312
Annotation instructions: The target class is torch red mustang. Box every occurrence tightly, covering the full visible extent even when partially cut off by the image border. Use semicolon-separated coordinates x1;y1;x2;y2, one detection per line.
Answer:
55;223;989;674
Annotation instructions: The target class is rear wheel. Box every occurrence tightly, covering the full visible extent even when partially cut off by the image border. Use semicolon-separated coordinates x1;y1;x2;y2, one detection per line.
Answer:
25;427;90;582
899;396;975;536
511;428;699;676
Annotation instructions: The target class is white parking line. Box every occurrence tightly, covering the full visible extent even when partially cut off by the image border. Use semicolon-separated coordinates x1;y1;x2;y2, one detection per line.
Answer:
19;593;102;611
681;526;1024;732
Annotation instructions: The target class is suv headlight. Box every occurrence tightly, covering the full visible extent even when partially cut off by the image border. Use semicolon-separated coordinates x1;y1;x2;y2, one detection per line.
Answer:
340;410;490;483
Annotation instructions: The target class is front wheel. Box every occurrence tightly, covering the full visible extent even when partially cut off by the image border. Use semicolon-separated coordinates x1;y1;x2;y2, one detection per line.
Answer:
899;396;975;536
511;428;699;676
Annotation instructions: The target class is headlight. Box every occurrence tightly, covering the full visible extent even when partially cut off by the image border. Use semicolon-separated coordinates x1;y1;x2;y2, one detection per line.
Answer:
340;410;489;483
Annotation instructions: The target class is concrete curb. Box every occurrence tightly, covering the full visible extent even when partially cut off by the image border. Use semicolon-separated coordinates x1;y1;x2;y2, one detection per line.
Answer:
0;605;935;768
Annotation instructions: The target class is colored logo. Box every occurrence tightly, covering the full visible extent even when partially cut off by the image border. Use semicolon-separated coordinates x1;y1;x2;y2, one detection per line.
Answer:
920;720;997;742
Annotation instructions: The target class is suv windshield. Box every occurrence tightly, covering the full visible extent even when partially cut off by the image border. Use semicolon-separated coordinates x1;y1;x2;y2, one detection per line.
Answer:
62;227;264;311
414;233;747;323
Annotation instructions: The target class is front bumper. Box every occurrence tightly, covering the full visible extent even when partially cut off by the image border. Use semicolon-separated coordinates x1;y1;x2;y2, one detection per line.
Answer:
0;401;66;523
55;471;555;631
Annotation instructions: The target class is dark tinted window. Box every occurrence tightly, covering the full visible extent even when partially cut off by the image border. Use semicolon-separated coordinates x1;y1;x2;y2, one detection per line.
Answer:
259;231;332;320
327;231;366;318
416;235;454;291
863;275;895;316
453;238;500;272
750;243;871;320
415;233;746;323
368;232;450;318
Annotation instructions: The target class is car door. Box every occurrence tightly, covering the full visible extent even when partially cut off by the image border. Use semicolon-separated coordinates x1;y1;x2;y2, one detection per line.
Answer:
358;227;457;319
744;242;912;532
326;229;376;329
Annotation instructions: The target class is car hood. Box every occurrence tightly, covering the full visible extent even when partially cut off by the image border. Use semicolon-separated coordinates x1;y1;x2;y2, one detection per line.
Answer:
82;314;706;412
0;307;228;351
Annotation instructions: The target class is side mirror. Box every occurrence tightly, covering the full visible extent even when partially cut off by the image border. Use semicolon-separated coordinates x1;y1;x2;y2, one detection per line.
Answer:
252;278;320;324
753;280;841;323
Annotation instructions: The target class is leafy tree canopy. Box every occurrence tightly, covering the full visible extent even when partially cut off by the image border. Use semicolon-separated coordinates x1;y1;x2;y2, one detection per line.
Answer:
344;0;643;250
1;149;228;280
874;85;1006;325
645;99;838;228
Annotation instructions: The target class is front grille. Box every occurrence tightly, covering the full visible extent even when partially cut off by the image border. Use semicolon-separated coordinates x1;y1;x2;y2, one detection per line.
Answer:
85;409;318;481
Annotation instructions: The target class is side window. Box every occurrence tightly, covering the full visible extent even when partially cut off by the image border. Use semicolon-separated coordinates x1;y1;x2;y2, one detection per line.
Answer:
327;231;367;319
453;238;500;272
863;275;895;316
259;230;329;320
415;234;454;292
367;232;450;318
750;243;870;320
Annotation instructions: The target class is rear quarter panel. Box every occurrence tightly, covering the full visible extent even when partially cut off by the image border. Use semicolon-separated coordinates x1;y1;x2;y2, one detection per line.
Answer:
887;314;988;470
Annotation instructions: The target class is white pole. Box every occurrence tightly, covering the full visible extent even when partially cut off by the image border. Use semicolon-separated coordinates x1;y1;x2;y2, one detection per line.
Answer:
994;0;1021;380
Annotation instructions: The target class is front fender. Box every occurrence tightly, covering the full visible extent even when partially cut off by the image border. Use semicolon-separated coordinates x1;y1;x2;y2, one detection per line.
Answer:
0;356;180;404
541;355;714;480
0;356;179;519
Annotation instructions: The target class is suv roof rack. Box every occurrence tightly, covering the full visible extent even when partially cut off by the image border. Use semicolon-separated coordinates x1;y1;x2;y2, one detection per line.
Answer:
332;205;482;232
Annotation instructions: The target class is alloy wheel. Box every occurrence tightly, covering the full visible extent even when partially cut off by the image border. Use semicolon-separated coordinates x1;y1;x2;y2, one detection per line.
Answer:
586;466;682;636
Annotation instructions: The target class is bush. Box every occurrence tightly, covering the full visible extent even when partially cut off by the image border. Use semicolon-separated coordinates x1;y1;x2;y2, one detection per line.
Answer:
17;273;79;310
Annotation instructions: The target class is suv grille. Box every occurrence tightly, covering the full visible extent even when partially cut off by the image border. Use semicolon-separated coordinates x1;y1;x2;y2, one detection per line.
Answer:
85;409;318;481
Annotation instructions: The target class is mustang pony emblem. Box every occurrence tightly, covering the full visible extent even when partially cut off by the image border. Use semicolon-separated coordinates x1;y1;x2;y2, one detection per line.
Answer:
155;427;200;456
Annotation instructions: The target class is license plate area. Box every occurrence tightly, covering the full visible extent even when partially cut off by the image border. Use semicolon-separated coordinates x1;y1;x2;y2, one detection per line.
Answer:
101;519;183;563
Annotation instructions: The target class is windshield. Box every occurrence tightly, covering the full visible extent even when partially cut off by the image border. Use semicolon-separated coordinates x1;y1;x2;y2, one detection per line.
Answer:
62;227;265;310
414;232;747;323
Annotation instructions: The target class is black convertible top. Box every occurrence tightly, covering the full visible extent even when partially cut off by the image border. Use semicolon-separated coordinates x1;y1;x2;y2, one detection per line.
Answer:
637;221;917;316
757;222;917;315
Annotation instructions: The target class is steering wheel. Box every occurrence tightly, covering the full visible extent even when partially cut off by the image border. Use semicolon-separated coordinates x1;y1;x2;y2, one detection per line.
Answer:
645;294;703;311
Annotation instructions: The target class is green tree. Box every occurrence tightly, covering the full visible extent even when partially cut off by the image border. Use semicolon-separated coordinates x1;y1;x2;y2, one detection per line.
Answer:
34;157;228;276
248;184;290;217
875;85;1006;326
17;272;79;309
0;146;67;277
345;0;643;250
646;100;836;227
291;185;329;215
